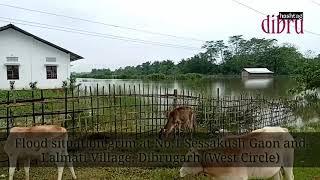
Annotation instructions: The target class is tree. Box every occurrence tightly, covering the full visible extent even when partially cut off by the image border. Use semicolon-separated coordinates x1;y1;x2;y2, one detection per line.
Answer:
202;41;219;62
74;35;317;79
228;35;243;55
293;60;320;95
177;55;214;74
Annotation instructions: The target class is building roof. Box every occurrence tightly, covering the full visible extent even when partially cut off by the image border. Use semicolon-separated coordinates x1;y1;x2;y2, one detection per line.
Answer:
0;24;83;61
243;68;274;74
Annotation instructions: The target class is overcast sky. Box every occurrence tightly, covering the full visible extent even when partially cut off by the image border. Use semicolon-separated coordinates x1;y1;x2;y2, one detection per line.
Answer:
0;0;319;72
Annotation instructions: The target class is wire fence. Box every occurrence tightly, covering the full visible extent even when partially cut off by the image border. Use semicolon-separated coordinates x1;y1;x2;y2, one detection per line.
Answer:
0;84;299;138
0;84;301;166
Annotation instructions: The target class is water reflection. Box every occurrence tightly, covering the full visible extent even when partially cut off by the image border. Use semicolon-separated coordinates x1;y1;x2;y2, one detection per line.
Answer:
243;78;273;89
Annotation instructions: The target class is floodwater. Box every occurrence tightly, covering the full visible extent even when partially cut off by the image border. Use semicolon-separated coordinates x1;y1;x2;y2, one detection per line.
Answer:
77;77;297;98
77;77;320;127
0;77;314;132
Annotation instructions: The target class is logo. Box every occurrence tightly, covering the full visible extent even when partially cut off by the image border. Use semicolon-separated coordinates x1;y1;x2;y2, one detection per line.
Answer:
261;12;303;34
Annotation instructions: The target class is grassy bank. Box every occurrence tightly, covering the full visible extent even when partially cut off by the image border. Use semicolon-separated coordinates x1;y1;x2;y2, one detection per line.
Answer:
0;89;65;102
0;88;159;133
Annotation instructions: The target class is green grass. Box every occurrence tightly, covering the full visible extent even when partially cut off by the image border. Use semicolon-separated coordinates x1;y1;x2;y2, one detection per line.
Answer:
0;88;156;133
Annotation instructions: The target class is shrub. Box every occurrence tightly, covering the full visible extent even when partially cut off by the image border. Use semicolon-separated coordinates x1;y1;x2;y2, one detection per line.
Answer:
9;81;15;90
175;73;203;80
145;73;167;80
62;80;68;89
29;81;38;90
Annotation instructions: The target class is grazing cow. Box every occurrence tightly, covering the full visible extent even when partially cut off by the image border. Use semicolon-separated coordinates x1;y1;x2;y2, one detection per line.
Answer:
4;125;77;180
159;106;196;139
180;127;294;180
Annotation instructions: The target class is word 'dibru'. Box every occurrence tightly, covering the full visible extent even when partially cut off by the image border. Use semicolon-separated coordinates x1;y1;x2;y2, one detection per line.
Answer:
261;12;303;34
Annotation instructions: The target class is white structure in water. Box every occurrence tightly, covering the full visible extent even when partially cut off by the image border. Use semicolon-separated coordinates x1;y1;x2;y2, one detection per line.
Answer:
0;24;83;89
241;68;274;78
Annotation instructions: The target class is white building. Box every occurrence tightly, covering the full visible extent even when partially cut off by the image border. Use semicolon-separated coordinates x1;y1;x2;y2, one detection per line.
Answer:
0;24;83;89
241;68;274;78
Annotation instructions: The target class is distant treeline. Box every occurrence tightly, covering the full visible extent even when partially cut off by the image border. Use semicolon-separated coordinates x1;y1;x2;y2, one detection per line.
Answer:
75;35;320;81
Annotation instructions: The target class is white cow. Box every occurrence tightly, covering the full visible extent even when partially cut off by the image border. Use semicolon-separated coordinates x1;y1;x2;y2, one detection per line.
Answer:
4;125;77;180
180;127;294;180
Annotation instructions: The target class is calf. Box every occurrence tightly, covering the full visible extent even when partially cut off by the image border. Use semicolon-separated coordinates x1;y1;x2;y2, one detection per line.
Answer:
180;127;294;180
159;106;196;139
4;125;77;180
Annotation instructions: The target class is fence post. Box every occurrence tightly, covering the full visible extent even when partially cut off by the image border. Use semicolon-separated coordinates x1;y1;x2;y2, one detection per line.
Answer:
182;89;185;106
166;88;169;115
64;88;68;128
113;85;117;135
96;83;99;132
147;85;150;134
6;91;10;137
32;90;35;125
139;84;142;135
123;84;128;133
102;86;105;115
84;86;87;104
134;85;137;138
41;90;44;125
201;93;206;128
84;86;88;132
151;85;154;133
210;96;213;132
108;84;112;133
238;95;241;133
90;86;93;131
159;87;162;132
119;85;122;134
173;89;178;107
142;85;145;133
72;88;75;132
77;85;80;131
217;88;220;111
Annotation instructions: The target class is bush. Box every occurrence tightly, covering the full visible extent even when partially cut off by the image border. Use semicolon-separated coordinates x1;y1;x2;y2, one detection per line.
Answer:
175;73;203;80
9;81;15;90
62;80;68;89
29;81;38;90
145;73;167;80
117;74;131;79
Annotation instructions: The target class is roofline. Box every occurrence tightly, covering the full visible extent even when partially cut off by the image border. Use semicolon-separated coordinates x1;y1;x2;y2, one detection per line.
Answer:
242;68;274;74
244;72;274;74
0;24;83;61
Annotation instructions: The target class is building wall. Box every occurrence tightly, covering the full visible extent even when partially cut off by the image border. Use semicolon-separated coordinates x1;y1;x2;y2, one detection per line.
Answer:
0;29;70;89
241;71;249;77
247;73;273;78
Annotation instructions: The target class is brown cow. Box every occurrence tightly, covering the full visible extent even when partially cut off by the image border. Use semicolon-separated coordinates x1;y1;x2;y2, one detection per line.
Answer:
4;125;77;180
180;127;294;180
159;106;196;139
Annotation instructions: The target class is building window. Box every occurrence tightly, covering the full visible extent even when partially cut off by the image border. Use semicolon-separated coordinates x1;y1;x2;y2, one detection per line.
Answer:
7;65;19;80
46;66;57;79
